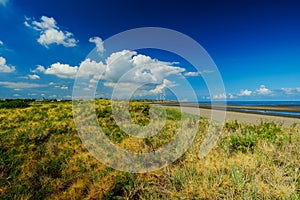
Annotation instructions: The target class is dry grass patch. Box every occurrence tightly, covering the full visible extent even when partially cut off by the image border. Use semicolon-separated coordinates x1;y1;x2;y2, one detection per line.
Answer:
0;100;299;199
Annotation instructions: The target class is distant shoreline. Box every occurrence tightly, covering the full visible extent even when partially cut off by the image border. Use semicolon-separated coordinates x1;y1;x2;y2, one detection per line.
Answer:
153;102;300;119
154;102;300;127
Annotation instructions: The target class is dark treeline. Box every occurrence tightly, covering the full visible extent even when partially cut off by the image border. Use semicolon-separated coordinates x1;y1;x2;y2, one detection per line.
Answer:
0;99;31;109
0;98;71;109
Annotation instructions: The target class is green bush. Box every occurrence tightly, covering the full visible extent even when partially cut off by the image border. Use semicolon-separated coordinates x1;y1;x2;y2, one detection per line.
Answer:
0;100;30;109
229;130;257;153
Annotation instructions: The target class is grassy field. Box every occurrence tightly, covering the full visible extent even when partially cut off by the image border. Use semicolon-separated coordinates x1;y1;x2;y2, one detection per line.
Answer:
0;99;299;199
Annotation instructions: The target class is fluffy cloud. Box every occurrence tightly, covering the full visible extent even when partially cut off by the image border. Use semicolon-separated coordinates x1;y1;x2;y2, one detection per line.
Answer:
0;56;15;73
184;70;213;77
43;50;186;97
78;58;106;78
104;50;138;81
0;40;3;46
281;88;293;94
149;79;177;94
109;80;177;99
184;72;200;77
207;86;300;100
212;93;227;99
238;89;252;96
256;85;272;95
44;62;79;79
54;85;69;91
102;50;185;95
25;16;78;47
44;58;105;79
89;37;104;53
228;93;235;99
60;86;68;90
104;50;185;84
281;88;300;94
28;74;40;80
43;50;185;87
31;65;45;73
38;29;77;47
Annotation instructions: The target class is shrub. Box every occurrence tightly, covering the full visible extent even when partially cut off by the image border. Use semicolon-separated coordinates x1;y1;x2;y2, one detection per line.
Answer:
229;129;257;153
0;99;30;109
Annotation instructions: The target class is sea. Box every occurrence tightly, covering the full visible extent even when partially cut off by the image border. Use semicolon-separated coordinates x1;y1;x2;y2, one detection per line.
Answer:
198;101;300;118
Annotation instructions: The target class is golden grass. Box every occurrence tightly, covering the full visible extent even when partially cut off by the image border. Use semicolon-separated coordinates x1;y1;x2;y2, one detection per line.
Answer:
0;99;299;199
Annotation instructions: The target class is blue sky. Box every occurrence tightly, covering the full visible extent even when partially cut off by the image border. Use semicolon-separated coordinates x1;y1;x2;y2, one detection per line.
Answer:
0;0;300;101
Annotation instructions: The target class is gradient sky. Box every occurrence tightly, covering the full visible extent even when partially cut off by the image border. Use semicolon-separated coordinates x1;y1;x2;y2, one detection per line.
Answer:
0;0;300;100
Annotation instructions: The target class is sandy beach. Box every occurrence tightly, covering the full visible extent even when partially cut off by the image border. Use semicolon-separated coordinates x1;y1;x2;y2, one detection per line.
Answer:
164;105;300;127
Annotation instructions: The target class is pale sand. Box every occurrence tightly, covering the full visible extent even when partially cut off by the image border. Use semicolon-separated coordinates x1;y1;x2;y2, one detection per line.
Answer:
164;106;300;127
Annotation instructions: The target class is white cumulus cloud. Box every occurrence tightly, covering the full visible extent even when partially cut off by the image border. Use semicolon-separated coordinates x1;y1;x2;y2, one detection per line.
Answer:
60;86;68;90
0;56;15;73
149;79;177;94
184;72;200;77
43;49;186;98
31;65;45;73
228;93;235;99
0;40;3;46
106;50;185;84
212;93;227;99
89;37;105;53
44;58;105;79
104;50;138;82
44;62;79;79
25;16;78;48
281;88;293;94
43;50;185;86
184;70;213;77
78;58;106;78
256;85;272;95
102;50;185;96
281;87;300;95
28;74;40;80
238;89;252;96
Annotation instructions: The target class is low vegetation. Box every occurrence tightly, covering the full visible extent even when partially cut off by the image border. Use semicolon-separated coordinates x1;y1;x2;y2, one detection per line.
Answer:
0;99;299;199
0;99;30;109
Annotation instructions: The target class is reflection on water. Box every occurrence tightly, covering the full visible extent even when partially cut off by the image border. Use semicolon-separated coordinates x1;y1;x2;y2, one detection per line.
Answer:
198;101;300;118
176;101;300;118
227;108;300;118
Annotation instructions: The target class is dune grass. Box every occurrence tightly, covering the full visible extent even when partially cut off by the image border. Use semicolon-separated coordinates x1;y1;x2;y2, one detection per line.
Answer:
0;99;299;199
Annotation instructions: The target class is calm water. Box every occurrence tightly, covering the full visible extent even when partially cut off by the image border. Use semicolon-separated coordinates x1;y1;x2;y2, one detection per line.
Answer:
198;100;300;106
226;101;300;107
197;101;300;118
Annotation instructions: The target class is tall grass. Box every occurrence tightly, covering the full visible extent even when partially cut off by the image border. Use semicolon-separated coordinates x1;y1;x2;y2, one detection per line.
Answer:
0;99;299;199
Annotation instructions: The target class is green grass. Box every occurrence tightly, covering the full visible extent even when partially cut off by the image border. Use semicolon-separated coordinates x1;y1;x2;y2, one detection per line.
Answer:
0;99;299;199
